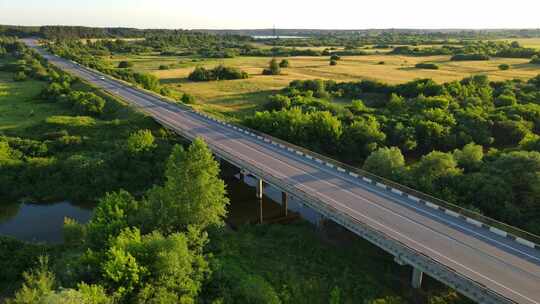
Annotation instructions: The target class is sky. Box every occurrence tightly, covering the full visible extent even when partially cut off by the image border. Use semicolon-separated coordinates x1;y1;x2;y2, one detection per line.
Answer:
0;0;539;29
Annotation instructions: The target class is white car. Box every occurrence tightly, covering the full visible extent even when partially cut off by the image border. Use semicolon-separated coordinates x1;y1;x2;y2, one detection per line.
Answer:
99;76;106;80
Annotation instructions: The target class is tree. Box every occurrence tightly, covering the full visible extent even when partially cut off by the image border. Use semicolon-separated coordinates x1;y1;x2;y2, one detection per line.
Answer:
410;151;462;195
180;93;196;104
145;138;229;232
279;59;289;68
13;71;27;81
102;228;209;302
363;147;406;180
7;257;55;304
126;129;156;154
117;61;133;68
453;143;484;172
341;116;386;163
262;58;281;75
329;59;338;66
498;64;510;70
330;54;341;61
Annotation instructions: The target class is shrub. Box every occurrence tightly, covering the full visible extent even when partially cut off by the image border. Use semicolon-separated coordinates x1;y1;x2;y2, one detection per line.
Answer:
158;64;170;70
329;59;338;66
188;65;248;81
181;93;196;104
415;63;439;70
378;61;385;65
498;64;510;70
330;54;341;61
262;59;281;75
117;61;133;68
13;71;27;81
126;129;156;153
531;56;540;64
450;54;490;61
279;59;289;68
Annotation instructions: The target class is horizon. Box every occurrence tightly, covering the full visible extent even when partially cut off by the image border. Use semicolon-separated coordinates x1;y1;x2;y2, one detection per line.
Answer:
1;0;539;30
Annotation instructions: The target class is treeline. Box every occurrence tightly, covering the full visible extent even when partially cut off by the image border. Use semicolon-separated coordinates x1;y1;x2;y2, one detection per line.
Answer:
390;41;540;59
46;40;168;96
245;75;540;234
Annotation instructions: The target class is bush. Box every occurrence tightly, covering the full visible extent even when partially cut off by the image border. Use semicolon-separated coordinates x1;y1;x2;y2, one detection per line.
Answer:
378;61;385;65
329;59;338;66
188;65;248;81
415;63;439;70
262;59;281;76
13;71;27;81
330;54;341;61
158;64;170;70
181;93;196;104
117;61;133;68
531;56;540;64
279;59;289;68
498;64;510;70
450;54;490;61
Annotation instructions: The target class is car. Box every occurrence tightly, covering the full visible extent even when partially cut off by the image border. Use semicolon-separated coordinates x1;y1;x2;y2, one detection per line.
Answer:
99;76;106;80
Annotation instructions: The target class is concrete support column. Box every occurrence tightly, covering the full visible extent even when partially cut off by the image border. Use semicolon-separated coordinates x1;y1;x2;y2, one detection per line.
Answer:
281;191;288;216
239;170;245;182
411;267;423;289
256;178;263;199
258;198;263;224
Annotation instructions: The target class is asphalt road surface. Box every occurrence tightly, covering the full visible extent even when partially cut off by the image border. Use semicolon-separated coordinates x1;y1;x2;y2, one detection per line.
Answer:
25;39;540;304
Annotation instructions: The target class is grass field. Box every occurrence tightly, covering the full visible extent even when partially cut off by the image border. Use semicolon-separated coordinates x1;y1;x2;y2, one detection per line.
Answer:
493;38;540;49
103;53;540;119
0;70;65;134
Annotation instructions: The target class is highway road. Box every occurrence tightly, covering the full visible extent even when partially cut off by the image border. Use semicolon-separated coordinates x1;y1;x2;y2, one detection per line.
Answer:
25;39;540;304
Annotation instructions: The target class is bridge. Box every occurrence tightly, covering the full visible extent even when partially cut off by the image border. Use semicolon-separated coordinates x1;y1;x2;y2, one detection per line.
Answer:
25;39;540;304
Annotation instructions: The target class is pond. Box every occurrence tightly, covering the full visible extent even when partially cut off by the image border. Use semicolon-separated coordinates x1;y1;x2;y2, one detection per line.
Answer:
0;163;324;244
0;201;94;243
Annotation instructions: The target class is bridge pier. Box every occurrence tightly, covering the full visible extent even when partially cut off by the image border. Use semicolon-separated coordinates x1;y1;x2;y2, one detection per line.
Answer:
411;267;423;289
281;192;288;216
256;178;263;199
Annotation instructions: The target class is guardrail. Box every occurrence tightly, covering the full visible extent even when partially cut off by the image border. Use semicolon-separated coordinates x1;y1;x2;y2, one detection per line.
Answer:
153;114;514;304
49;49;540;250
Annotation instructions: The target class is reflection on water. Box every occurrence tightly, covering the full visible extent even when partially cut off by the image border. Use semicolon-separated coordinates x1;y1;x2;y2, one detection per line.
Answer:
0;162;326;243
0;201;94;243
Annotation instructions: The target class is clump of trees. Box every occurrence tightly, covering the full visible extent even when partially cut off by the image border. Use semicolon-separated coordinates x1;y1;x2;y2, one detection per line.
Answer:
414;63;439;70
117;61;133;68
450;53;490;61
188;65;248;82
180;93;196;104
245;74;540;234
279;59;289;68
262;58;281;75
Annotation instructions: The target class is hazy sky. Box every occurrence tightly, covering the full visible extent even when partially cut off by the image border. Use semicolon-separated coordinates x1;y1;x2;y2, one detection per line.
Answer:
1;0;539;29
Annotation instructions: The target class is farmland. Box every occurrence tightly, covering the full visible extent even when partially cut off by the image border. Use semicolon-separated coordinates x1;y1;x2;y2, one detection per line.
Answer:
101;53;539;119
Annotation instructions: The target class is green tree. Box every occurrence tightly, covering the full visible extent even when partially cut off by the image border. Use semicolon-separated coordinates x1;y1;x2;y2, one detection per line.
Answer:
126;129;156;154
453;143;484;172
13;71;27;81
341;116;386;163
7;257;55;304
279;59;289;68
363;147;406;180
145;138;229;232
411;151;462;195
180;93;196;104
262;58;281;75
118;61;133;68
